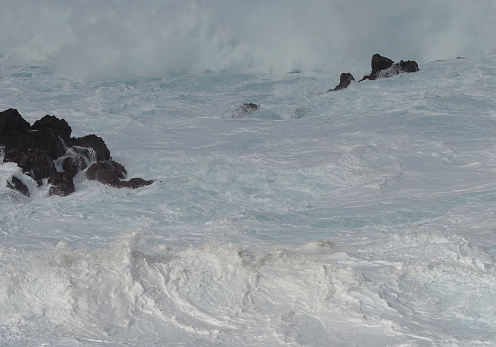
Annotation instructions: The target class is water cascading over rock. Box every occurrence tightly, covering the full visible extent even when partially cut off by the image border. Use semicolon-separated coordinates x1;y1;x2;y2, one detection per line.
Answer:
0;108;153;197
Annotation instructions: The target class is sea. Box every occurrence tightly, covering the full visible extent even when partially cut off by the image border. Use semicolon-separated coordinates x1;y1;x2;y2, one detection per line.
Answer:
1;1;496;346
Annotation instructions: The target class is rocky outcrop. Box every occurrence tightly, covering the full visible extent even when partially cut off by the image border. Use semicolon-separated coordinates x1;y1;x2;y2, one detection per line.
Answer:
0;109;63;184
232;103;260;119
1;108;153;197
328;72;355;92
327;54;418;91
360;54;419;81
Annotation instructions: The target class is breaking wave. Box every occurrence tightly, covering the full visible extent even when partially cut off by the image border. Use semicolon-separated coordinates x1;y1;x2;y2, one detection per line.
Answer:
1;0;495;79
0;231;362;343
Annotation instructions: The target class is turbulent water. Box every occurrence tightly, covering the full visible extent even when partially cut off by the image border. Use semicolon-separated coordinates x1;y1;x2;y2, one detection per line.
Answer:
2;1;496;346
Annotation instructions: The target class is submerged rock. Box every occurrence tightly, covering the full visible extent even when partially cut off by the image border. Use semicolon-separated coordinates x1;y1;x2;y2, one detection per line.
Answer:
360;54;419;81
328;72;355;91
0;108;154;197
232;103;260;119
7;176;30;197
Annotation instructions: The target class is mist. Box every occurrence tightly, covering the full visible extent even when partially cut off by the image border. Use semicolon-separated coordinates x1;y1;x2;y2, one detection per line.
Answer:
1;0;495;80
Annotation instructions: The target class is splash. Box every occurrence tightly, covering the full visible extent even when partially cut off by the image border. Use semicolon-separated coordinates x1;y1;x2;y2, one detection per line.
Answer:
1;0;495;80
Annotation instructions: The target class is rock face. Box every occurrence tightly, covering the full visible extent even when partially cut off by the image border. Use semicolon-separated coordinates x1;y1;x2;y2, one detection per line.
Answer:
328;72;355;92
360;54;419;81
1;108;153;197
232;103;260;119
48;171;75;197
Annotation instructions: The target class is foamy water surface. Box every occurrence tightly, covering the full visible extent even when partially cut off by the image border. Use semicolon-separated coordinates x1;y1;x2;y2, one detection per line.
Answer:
2;1;496;345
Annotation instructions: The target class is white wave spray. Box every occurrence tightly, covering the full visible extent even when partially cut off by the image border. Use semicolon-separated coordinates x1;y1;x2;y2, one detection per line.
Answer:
1;0;495;80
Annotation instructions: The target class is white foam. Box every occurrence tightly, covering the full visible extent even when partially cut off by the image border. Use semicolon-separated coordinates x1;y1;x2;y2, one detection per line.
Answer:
1;40;496;344
3;228;494;344
0;232;394;345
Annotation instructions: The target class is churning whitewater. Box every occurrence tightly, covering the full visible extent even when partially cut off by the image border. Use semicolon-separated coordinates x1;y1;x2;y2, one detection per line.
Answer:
2;1;496;346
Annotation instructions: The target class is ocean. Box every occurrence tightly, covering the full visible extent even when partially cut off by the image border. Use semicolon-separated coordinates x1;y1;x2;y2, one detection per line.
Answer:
1;1;496;346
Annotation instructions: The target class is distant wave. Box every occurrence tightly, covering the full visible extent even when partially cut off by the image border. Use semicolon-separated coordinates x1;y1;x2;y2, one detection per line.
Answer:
0;1;495;79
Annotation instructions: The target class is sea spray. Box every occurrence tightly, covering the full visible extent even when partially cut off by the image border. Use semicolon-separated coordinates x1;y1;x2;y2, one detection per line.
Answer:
1;0;495;79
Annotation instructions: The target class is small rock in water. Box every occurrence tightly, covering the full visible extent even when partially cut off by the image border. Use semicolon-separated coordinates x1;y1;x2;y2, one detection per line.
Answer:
7;176;30;197
327;72;355;92
232;103;260;119
360;54;419;81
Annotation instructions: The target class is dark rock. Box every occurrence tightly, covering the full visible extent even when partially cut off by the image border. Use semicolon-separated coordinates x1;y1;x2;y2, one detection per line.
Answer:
61;157;79;177
398;60;419;73
71;134;110;161
0;108;31;140
86;161;121;187
119;177;154;189
5;147;56;185
328;72;355;91
110;160;127;179
7;176;30;197
232;103;260;119
1;108;153;196
32;115;72;140
86;160;153;189
371;54;394;77
48;171;75;197
1;109;68;184
360;54;418;81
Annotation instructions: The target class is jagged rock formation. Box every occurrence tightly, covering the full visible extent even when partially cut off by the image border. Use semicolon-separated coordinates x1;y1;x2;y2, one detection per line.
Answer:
0;108;153;197
328;54;419;91
360;54;419;81
327;72;355;92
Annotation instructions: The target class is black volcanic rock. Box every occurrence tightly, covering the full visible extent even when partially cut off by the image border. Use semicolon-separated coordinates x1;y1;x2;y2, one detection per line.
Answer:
371;54;394;77
328;72;355;91
7;176;30;197
232;103;260;119
48;171;75;197
71;134;111;161
398;60;419;73
32;115;72;141
86;160;153;189
1;108;153;196
0;108;31;140
360;54;419;81
5;148;56;185
61;157;80;177
119;177;154;189
1;109;68;183
86;161;121;186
